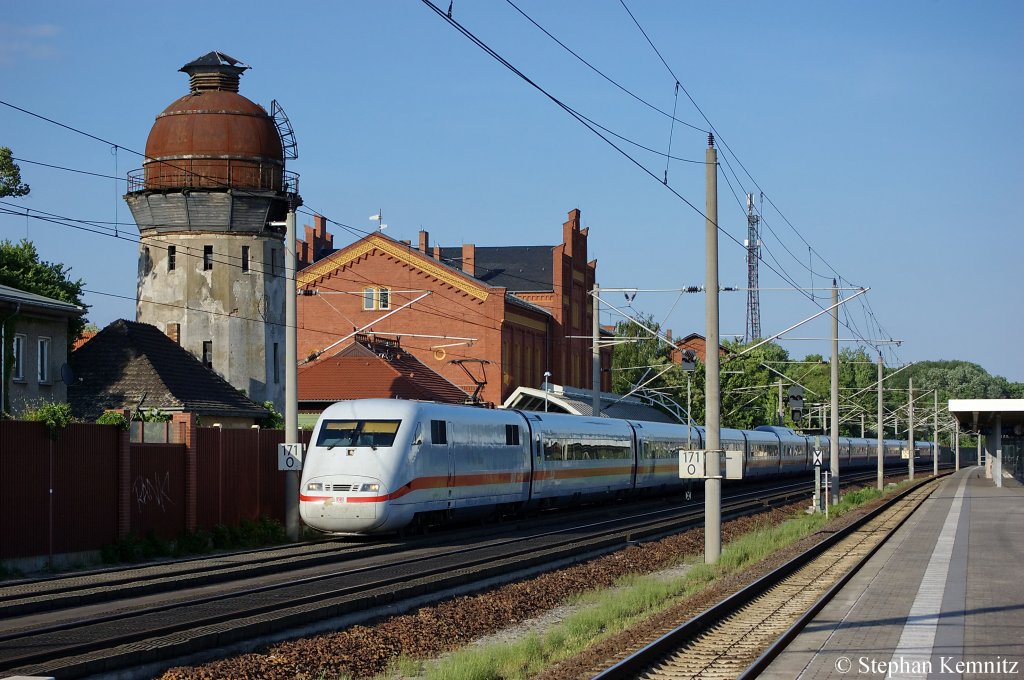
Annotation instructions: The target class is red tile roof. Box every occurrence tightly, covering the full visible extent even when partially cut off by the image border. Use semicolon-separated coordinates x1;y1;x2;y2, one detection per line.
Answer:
298;336;469;405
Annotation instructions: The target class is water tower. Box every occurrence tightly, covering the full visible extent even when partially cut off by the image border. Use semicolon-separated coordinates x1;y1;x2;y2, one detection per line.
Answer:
125;51;300;412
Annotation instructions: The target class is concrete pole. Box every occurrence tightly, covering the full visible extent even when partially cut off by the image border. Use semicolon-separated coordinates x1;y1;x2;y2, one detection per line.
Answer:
877;352;884;490
284;206;301;542
704;134;722;565
933;390;939;476
592;283;601;417
778;380;784;426
994;414;1003;487
861;413;865;438
954;420;960;471
830;280;839;504
977;434;981;467
907;377;915;480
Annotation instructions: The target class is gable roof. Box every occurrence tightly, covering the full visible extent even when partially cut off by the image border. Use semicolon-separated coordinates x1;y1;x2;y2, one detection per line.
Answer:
438;245;554;292
297;233;493;302
298;336;470;405
68;320;268;421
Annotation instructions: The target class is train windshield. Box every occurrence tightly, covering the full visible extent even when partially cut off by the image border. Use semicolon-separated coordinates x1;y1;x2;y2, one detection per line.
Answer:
316;420;401;449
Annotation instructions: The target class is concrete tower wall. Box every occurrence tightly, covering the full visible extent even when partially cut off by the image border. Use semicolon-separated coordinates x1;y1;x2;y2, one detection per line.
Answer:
136;231;285;411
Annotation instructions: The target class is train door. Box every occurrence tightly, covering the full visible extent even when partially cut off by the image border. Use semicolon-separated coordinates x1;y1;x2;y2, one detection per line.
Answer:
428;418;453;506
445;421;455;508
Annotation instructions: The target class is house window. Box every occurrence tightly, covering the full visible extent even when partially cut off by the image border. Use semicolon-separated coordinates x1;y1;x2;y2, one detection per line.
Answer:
241;245;250;273
12;334;24;381
37;337;51;383
202;340;213;369
362;286;391;310
167;245;176;271
203;245;214;271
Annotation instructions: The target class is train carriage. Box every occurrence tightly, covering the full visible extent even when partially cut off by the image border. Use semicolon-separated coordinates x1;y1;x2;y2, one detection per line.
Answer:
631;420;703;492
525;411;636;506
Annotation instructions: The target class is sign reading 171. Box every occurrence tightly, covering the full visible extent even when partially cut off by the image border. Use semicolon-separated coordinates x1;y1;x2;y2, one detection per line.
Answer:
679;450;707;479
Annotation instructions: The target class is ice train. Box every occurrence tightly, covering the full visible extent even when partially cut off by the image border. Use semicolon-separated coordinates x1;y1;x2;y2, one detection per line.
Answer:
299;399;934;534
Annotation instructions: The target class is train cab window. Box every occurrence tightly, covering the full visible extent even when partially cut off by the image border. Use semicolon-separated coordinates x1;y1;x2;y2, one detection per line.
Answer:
316;420;401;449
431;419;448;445
505;424;520;445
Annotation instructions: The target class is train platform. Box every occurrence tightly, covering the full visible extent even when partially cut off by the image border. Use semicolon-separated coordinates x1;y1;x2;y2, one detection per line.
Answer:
762;466;1024;679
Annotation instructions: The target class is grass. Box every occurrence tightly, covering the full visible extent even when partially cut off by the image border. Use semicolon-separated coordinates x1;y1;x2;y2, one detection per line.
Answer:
401;482;905;680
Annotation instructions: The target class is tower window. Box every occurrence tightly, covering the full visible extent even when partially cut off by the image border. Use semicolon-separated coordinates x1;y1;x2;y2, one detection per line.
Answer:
203;245;213;271
270;248;277;276
241;245;250;273
202;340;213;369
273;342;280;384
167;245;176;271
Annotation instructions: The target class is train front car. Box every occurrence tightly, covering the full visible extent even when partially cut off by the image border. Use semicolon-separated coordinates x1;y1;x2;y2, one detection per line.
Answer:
300;399;420;534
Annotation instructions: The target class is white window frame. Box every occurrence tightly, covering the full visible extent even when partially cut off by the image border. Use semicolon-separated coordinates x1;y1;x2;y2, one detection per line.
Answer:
12;334;25;381
37;336;51;384
376;287;391;310
362;287;375;310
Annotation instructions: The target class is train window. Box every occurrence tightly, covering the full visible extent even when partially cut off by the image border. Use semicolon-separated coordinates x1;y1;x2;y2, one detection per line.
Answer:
544;439;564;461
431;420;448;445
316;420;401;449
505;424;520;445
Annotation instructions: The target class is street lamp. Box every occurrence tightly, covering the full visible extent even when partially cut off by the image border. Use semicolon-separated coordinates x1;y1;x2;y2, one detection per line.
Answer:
543;371;551;412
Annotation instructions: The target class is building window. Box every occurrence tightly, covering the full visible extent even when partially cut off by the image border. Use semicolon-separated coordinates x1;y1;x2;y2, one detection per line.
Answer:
12;334;24;381
241;245;250;273
273;342;280;384
270;248;277;276
203;245;213;271
167;245;176;271
362;286;391;310
202;340;213;369
37;337;51;383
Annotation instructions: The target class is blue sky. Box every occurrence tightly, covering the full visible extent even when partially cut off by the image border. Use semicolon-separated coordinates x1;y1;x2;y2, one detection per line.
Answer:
2;1;1022;382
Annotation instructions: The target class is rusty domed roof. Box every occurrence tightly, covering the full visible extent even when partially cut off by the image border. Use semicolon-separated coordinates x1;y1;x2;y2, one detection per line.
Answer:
145;90;283;164
138;52;284;192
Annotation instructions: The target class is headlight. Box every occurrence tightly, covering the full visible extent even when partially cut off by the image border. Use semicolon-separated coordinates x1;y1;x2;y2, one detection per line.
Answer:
360;483;380;492
306;482;324;491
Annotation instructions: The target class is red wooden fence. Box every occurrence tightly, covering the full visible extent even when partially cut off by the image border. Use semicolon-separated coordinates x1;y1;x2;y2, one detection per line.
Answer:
0;419;309;563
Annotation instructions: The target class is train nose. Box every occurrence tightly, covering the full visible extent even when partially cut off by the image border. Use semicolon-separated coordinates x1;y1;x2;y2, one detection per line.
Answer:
299;475;388;533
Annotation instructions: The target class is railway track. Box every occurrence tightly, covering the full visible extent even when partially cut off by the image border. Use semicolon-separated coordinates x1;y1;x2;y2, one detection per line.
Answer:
592;475;941;680
0;470;903;679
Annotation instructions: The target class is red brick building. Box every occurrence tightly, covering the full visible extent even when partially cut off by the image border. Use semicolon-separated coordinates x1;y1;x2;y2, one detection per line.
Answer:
296;209;611;406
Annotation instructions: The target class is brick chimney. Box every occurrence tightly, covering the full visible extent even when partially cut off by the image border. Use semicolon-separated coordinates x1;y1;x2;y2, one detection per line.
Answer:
165;323;181;344
462;243;476;277
433;245;441;260
419;230;430;255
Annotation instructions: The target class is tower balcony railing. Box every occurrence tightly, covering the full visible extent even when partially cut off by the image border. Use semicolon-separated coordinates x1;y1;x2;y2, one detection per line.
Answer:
127;159;299;196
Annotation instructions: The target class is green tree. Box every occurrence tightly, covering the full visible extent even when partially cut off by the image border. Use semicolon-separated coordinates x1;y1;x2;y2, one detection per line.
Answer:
0;147;30;198
608;314;672;396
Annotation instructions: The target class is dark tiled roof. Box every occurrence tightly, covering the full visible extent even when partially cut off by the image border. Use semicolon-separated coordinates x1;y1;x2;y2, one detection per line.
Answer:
298;338;469;405
438;245;554;292
68;320;268;421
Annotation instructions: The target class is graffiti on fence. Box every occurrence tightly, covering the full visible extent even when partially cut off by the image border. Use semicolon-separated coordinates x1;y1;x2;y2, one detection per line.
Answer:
132;472;174;512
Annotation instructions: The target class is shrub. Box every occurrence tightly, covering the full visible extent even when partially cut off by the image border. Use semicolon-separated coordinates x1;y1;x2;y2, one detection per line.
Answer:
95;411;130;430
22;401;74;439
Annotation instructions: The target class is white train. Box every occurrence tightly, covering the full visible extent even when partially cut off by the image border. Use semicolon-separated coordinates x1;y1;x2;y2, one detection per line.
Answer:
299;399;935;534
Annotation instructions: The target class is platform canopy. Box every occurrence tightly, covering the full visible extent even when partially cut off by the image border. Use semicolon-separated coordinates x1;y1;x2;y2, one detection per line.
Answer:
948;399;1024;434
